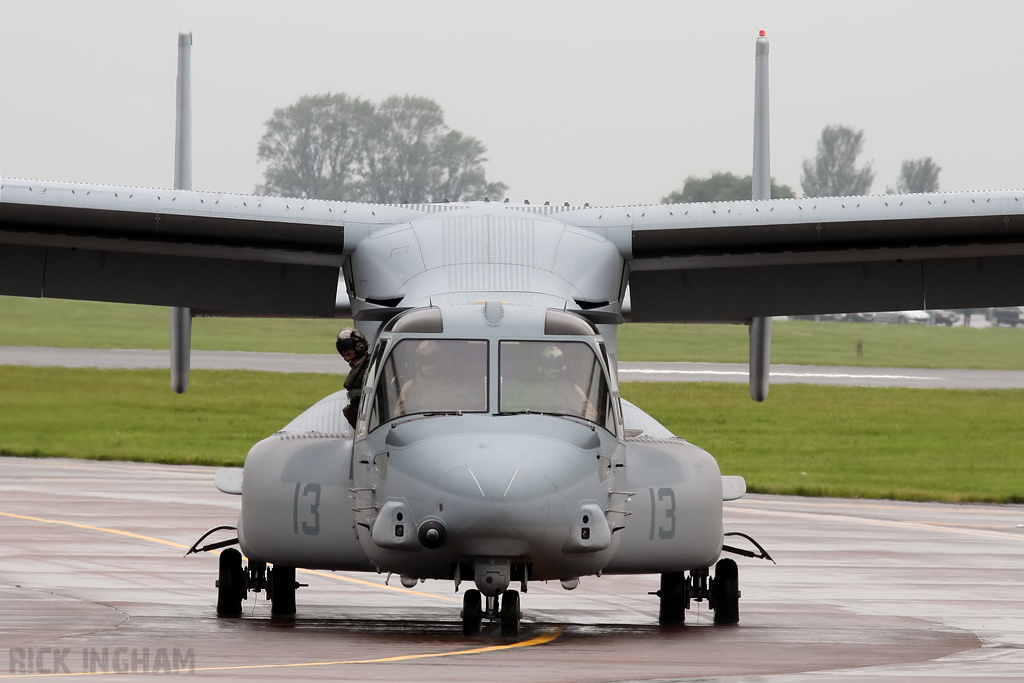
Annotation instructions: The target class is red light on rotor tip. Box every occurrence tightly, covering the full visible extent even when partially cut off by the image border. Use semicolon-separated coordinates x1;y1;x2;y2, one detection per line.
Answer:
759;30;766;36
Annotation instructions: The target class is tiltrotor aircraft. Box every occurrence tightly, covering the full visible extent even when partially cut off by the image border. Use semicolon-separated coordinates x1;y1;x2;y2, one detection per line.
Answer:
3;31;1024;637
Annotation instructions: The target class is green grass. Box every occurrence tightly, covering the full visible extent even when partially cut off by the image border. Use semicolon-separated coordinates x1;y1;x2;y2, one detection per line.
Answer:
0;296;348;355
1;365;1022;503
617;320;1024;369
621;382;1024;503
0;367;341;466
2;295;1023;369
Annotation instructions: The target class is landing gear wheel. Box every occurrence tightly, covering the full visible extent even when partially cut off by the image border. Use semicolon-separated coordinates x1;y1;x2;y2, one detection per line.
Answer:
270;565;296;617
500;590;521;636
712;558;739;624
216;548;245;617
658;571;688;624
462;589;482;636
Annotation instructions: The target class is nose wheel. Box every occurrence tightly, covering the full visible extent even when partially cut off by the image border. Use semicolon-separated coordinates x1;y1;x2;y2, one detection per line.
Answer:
461;589;522;636
462;589;482;635
500;590;521;636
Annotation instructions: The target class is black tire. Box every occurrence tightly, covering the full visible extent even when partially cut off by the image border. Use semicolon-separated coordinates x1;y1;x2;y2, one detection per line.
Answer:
658;572;688;624
270;565;296;617
217;548;245;617
712;559;739;625
500;590;521;636
462;589;482;636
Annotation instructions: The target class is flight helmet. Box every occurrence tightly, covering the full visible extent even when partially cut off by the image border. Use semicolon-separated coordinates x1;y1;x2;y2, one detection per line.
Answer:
336;328;368;357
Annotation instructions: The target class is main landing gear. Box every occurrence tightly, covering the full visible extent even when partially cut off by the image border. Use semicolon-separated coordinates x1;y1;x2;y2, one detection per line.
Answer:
461;589;522;636
655;558;740;625
215;548;302;618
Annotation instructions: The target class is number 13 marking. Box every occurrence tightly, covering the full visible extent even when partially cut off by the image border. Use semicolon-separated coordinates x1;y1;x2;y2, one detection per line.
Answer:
293;482;321;535
649;487;676;540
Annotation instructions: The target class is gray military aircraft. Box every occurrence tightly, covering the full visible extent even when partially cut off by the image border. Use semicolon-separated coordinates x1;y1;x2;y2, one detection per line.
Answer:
3;31;1024;637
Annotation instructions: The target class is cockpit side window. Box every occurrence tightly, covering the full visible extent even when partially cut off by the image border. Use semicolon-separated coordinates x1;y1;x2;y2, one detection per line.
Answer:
499;341;612;430
367;338;488;431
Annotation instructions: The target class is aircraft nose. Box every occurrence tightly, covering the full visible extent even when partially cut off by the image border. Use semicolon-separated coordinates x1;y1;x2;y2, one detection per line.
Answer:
440;462;551;502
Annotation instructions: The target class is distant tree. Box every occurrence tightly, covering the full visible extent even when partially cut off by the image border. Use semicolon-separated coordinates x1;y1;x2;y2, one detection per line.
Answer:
257;93;507;203
895;157;941;194
662;171;795;203
801;124;875;197
255;93;372;200
359;95;446;204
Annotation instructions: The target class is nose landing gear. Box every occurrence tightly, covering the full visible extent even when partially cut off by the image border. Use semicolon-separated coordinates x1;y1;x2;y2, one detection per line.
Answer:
460;589;522;636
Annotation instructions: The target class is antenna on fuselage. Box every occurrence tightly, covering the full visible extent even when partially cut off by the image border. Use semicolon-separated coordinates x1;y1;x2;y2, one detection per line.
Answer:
170;31;193;394
748;29;772;402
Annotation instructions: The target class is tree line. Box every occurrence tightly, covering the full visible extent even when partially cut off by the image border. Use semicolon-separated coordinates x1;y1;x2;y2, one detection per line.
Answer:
665;124;940;203
256;93;940;204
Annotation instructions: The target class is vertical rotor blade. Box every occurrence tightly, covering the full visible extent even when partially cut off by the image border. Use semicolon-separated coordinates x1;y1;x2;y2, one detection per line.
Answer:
749;31;772;402
170;31;193;395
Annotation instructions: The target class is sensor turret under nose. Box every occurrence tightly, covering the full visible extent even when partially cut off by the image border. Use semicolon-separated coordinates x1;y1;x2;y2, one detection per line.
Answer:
418;519;448;549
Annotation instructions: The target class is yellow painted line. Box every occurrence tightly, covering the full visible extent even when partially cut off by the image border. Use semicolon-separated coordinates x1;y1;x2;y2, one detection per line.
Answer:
0;512;456;601
0;512;188;550
734;506;1024;542
0;629;562;678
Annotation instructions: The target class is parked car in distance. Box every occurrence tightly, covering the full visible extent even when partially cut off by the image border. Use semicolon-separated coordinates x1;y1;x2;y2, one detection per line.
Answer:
930;310;960;326
843;312;875;323
986;307;1022;327
872;310;932;325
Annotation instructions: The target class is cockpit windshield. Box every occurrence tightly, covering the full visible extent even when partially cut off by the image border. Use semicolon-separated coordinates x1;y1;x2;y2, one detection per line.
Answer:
499;341;614;431
368;339;488;429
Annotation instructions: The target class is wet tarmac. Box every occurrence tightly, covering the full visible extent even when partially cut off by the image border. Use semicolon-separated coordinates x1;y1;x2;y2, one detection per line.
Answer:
1;456;1023;680
3;346;1024;389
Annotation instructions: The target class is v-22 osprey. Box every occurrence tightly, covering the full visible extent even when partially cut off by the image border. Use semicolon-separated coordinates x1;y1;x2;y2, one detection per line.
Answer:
4;31;1024;636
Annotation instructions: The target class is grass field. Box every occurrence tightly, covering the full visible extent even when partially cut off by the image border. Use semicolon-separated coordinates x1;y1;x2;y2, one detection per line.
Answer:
2;295;1023;369
1;366;1021;503
0;366;341;467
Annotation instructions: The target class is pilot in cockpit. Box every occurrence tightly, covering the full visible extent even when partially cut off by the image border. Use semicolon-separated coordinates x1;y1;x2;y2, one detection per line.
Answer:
393;340;441;417
536;345;598;421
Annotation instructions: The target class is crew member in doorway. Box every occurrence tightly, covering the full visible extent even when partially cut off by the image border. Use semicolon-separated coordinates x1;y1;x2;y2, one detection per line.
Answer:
337;328;369;428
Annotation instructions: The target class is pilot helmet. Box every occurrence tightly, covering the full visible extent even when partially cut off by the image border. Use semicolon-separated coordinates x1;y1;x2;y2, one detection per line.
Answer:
415;340;440;362
539;345;566;373
335;328;368;357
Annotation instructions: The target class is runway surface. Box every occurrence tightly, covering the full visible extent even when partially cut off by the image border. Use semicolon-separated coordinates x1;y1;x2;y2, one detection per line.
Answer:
2;346;1023;389
1;456;1022;681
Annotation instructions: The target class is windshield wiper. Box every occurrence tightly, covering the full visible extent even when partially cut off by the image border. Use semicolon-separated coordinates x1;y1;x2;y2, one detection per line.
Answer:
495;410;595;429
390;411;464;428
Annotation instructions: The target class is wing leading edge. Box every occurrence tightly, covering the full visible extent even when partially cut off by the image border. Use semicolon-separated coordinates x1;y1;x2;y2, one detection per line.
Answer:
560;190;1024;322
0;179;424;317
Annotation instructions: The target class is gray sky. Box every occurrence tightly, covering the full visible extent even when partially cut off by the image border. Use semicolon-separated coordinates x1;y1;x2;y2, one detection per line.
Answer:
3;1;1023;206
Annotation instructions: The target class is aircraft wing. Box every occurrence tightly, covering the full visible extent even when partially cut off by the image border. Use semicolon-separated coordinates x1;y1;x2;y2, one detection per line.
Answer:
561;191;1024;322
0;179;423;317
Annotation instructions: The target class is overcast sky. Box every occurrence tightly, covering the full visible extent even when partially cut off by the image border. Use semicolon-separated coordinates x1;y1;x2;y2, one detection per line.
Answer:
2;1;1023;206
